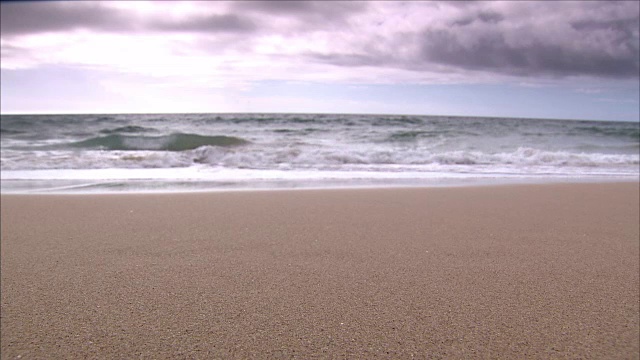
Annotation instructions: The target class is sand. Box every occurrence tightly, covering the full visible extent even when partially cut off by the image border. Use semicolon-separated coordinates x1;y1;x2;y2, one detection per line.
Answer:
1;182;639;359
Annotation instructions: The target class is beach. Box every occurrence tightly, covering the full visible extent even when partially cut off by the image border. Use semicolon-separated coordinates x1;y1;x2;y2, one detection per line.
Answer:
1;182;638;359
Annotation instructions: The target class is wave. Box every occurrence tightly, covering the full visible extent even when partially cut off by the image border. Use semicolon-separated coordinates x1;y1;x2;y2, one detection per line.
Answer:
0;128;24;135
273;128;326;134
2;146;638;172
385;131;430;142
95;116;115;122
572;125;640;139
371;116;425;126
383;130;466;142
99;126;155;134
428;148;638;167
190;146;639;169
69;133;249;151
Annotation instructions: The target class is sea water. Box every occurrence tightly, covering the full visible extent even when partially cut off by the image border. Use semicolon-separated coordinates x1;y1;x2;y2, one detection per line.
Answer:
1;113;638;193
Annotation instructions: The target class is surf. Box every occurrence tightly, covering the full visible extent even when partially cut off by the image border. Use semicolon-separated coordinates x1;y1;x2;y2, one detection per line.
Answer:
69;133;249;151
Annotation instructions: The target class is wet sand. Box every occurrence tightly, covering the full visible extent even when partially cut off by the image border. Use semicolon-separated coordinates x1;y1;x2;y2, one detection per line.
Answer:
1;183;638;359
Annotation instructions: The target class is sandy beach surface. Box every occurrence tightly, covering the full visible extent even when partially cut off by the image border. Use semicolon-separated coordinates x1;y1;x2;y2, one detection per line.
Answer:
1;183;638;359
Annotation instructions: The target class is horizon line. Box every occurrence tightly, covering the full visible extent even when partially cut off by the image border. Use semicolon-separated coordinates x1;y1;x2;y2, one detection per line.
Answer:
1;110;637;123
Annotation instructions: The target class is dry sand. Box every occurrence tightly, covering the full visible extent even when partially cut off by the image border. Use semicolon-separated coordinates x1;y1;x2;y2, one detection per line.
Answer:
1;183;639;359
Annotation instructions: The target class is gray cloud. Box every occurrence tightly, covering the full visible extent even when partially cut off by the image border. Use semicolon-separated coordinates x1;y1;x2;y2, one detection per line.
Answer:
232;1;367;17
0;2;132;35
0;1;366;37
230;1;368;27
1;1;638;81
570;15;639;53
419;2;639;78
149;14;256;33
0;1;257;36
419;29;638;78
307;1;639;79
307;52;391;68
234;1;329;14
452;10;504;27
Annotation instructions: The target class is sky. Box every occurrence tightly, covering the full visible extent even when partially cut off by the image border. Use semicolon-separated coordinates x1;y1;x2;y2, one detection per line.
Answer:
1;0;638;121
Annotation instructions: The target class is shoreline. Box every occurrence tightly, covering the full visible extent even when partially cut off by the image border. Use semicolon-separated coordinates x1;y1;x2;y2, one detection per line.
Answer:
2;182;638;358
2;176;639;195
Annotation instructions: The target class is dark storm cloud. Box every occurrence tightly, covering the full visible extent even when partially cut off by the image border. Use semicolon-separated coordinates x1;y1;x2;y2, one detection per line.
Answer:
419;29;638;78
309;1;639;79
0;1;131;35
420;5;639;79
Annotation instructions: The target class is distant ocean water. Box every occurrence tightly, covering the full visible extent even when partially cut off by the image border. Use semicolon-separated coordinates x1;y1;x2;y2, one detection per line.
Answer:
1;113;638;193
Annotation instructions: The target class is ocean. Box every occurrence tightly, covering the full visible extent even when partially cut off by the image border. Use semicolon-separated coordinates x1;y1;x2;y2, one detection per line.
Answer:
1;113;638;193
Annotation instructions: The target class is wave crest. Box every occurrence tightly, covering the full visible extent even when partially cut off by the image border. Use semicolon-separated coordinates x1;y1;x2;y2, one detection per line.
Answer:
99;126;155;134
70;133;249;151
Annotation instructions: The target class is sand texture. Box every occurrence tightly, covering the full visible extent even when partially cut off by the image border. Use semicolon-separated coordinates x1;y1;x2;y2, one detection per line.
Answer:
1;183;639;359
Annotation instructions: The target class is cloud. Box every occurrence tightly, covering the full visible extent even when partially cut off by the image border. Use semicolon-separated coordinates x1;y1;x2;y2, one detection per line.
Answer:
306;52;391;68
0;0;638;84
0;1;365;37
149;14;256;33
0;1;256;36
307;1;639;79
451;10;505;27
231;1;368;26
424;2;639;78
418;26;638;78
232;0;365;15
0;1;132;35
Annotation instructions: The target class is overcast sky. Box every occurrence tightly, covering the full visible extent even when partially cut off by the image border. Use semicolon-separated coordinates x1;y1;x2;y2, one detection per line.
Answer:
1;1;638;121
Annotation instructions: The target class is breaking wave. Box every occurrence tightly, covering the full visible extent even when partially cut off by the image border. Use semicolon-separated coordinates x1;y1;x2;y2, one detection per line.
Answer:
2;145;637;173
189;146;639;169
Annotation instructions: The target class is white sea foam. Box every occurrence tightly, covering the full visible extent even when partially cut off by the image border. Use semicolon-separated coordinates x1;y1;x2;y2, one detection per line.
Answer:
1;113;638;192
2;146;637;172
